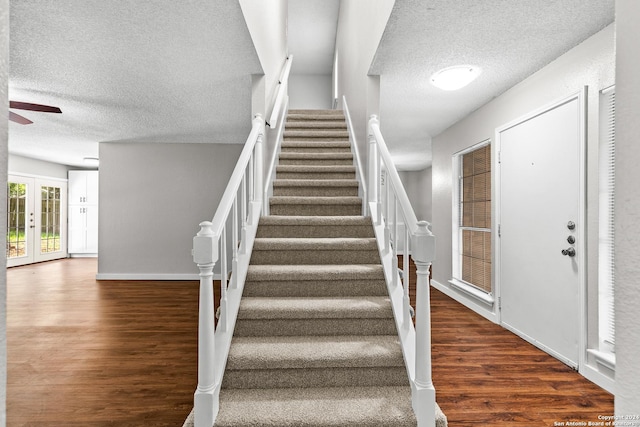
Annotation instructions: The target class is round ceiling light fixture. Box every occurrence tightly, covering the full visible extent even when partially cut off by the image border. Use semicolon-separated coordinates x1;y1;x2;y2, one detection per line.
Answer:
430;65;482;91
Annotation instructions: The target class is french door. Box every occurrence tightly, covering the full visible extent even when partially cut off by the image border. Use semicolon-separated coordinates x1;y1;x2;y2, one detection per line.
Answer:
7;175;68;267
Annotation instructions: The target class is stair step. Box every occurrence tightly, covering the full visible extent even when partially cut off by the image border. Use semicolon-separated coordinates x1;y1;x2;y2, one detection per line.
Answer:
281;141;351;153
269;197;362;216
213;386;418;427
234;296;396;337
257;215;374;238
250;237;379;264
226;335;404;370
285;120;347;129
278;152;353;165
273;179;359;197
244;264;386;297
223;335;406;389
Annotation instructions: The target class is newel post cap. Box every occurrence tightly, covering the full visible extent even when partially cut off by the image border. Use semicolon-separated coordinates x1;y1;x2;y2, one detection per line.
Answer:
411;220;436;264
193;221;219;265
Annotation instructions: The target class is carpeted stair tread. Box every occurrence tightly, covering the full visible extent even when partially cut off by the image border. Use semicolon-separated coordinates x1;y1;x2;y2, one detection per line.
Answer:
274;178;358;186
281;141;350;149
237;296;393;320
226;335;404;371
246;264;384;281
284;120;347;129
258;215;371;226
214;386;418;427
279;151;353;160
276;164;355;173
269;196;361;205
284;129;349;138
252;237;377;251
256;216;373;238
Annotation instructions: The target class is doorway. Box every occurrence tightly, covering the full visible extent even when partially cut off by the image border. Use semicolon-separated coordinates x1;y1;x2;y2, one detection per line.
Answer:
7;175;68;267
496;92;585;368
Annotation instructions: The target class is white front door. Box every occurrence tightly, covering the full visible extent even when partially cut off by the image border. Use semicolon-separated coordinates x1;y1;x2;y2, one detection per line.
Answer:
497;94;584;368
7;175;67;267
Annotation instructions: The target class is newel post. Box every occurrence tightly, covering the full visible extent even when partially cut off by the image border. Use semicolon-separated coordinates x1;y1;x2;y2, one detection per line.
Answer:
411;220;436;427
368;115;381;225
192;221;219;427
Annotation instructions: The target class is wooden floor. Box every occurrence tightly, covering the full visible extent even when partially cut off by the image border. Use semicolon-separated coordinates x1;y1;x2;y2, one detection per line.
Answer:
7;258;613;426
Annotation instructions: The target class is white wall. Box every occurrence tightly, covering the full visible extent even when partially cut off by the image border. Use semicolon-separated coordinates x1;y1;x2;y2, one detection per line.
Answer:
0;0;8;423
240;0;288;118
97;142;242;279
335;0;394;163
431;24;615;385
614;0;640;414
289;74;333;109
8;154;73;179
399;167;432;223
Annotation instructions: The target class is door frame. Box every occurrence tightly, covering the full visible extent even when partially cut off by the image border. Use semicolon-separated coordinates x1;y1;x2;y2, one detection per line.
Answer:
7;173;68;267
494;89;587;369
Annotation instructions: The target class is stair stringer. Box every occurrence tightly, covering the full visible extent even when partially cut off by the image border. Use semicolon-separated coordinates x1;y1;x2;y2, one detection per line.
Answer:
369;201;438;427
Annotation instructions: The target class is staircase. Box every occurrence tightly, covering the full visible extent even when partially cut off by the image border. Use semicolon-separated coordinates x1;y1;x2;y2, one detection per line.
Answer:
184;110;446;426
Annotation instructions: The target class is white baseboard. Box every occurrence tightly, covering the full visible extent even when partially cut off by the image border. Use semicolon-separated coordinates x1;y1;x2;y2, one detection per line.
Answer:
581;361;615;394
95;273;219;281
69;253;98;258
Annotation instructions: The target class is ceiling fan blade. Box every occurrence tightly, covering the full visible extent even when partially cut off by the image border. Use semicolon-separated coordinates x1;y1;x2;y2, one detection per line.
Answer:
9;101;62;114
9;111;34;125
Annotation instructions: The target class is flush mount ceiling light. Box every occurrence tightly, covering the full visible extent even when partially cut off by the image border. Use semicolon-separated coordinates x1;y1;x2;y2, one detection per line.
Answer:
430;65;482;91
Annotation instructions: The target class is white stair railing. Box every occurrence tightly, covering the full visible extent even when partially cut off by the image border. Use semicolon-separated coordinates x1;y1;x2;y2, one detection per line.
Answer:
342;96;368;216
192;114;264;427
367;114;437;427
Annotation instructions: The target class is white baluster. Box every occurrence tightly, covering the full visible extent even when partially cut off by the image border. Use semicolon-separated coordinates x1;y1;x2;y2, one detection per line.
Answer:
219;225;228;332
411;220;436;427
403;225;411;329
192;221;218;427
240;174;248;254
231;195;239;289
254;115;264;207
368;116;380;225
391;195;398;285
383;171;391;251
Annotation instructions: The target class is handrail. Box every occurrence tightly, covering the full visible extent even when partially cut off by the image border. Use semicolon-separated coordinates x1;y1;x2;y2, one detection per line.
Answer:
342;96;368;216
367;114;437;427
192;114;265;427
267;55;293;128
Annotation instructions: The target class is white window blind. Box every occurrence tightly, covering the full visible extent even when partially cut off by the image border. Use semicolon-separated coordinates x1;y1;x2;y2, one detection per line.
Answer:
598;86;615;354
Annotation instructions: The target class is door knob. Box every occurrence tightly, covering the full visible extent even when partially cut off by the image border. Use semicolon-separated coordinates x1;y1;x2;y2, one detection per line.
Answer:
562;248;576;257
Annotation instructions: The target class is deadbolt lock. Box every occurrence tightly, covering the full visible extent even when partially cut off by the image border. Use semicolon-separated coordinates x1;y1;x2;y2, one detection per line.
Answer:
567;221;576;230
567;236;576;244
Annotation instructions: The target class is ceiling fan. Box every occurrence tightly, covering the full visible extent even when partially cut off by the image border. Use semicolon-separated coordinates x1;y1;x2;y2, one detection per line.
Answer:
9;101;62;125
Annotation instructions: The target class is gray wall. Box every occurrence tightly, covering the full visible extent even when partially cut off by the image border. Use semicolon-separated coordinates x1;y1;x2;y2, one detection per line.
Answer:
0;0;8;423
335;0;394;166
399;167;432;223
97;142;242;279
431;25;615;387
289;74;333;110
615;0;640;414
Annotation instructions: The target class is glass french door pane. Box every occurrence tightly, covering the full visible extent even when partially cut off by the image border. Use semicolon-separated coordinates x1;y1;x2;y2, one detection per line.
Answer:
40;185;62;254
7;182;27;258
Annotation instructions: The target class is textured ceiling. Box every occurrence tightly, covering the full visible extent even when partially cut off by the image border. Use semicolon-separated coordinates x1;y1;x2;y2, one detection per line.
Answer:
370;0;615;170
9;0;261;167
288;0;340;75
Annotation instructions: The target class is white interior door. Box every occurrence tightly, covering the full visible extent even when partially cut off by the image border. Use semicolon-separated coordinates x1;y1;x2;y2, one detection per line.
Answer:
497;94;584;368
7;175;67;267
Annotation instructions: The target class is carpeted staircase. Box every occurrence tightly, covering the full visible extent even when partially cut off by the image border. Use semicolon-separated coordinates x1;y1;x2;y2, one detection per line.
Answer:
184;110;446;426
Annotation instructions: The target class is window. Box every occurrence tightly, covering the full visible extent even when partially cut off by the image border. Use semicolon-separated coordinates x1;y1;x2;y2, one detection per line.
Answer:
598;86;615;355
453;141;492;295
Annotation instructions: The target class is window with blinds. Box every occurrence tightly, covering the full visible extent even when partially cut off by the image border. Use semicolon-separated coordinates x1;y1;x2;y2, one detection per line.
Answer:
599;86;615;354
456;143;492;293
